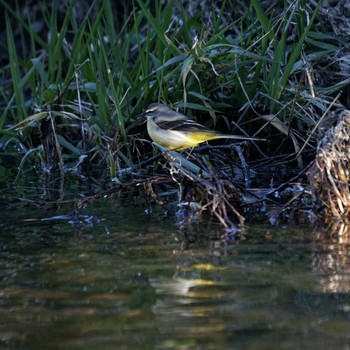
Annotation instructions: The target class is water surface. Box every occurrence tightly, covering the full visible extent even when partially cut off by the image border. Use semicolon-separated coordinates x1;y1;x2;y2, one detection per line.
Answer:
1;177;350;349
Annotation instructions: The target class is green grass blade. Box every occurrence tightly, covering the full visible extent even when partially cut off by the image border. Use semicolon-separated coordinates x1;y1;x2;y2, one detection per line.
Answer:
251;0;270;33
275;0;323;100
5;13;26;121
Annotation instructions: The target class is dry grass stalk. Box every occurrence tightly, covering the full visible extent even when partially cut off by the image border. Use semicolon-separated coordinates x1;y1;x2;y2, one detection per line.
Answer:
308;110;350;217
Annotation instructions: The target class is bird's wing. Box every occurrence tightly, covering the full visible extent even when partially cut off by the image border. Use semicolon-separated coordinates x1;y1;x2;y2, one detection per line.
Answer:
158;118;213;133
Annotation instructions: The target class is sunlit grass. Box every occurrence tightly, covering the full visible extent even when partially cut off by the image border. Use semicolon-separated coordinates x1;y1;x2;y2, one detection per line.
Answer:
0;0;346;180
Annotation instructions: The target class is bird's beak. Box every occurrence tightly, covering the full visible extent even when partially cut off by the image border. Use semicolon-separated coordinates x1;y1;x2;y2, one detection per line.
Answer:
134;111;147;120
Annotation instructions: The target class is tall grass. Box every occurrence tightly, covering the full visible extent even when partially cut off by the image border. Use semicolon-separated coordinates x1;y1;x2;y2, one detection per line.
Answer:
0;0;345;180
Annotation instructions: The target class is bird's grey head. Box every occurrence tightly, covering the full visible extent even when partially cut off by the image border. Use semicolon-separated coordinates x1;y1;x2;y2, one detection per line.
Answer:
144;102;187;122
145;103;171;114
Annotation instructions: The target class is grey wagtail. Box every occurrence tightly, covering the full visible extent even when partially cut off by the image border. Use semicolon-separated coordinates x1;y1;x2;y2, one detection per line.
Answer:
144;103;263;150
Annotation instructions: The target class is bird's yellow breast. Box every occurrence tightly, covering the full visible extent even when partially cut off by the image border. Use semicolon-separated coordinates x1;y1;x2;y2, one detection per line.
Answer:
147;117;219;150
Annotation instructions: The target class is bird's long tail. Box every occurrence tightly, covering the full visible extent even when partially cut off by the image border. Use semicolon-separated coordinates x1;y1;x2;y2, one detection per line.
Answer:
215;134;265;141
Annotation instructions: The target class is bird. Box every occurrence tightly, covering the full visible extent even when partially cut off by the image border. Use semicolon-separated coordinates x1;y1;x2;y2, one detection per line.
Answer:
144;102;263;150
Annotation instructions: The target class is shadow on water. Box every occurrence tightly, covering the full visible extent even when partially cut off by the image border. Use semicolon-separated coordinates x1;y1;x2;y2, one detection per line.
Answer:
1;171;350;349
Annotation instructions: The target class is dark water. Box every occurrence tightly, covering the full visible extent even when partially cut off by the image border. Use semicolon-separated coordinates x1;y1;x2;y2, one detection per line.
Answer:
1;177;350;349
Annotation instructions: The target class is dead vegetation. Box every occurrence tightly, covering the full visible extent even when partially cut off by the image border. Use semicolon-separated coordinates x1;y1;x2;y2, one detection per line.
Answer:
2;0;350;234
308;110;350;218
